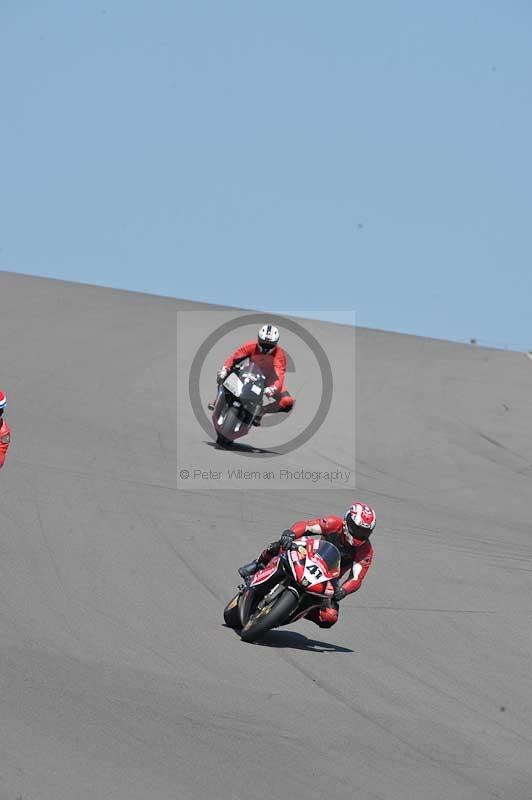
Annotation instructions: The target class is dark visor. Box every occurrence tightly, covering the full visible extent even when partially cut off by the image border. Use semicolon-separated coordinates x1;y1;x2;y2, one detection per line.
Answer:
346;515;371;540
258;340;276;351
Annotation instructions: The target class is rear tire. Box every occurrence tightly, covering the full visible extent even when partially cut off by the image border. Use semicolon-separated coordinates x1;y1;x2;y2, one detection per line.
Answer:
240;589;299;642
223;594;241;629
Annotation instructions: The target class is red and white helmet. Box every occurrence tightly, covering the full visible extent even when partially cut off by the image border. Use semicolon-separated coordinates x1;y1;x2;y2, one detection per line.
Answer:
0;391;6;415
344;502;376;545
257;324;280;353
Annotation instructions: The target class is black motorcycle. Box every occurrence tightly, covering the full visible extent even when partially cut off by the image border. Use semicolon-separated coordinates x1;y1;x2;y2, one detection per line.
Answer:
211;358;267;448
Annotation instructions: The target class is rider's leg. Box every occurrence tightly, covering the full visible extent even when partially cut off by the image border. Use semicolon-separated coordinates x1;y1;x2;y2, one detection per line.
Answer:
261;389;294;416
278;391;294;412
305;601;339;629
238;539;281;578
238;560;263;579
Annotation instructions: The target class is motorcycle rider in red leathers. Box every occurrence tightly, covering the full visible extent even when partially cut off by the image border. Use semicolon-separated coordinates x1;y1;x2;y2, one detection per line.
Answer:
238;503;376;628
209;324;294;423
0;391;11;469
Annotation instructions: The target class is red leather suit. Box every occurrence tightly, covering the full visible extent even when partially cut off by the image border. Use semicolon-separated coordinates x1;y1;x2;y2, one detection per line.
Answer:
260;516;373;628
0;419;11;468
223;340;293;410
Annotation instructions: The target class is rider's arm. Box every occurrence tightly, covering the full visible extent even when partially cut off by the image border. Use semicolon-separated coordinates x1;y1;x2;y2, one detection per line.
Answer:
290;518;326;537
271;348;287;393
223;340;256;371
259;516;337;563
290;516;340;538
341;544;373;596
258;522;316;564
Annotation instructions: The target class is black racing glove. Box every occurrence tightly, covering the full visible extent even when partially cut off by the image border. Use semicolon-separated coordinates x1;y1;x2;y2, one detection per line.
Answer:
333;586;347;602
279;529;296;550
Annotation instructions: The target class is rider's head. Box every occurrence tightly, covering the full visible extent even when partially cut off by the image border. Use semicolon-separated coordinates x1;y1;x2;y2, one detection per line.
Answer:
0;391;6;419
257;324;280;353
343;502;376;546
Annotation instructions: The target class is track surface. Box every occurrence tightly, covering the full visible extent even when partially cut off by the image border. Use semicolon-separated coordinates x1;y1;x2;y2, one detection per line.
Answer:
1;271;532;800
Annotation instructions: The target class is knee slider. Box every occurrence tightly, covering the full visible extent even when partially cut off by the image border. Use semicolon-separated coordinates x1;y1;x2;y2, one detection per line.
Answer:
317;607;338;628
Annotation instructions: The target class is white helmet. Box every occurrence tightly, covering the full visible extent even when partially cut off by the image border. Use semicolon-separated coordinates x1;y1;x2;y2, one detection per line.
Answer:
257;324;280;353
344;502;376;546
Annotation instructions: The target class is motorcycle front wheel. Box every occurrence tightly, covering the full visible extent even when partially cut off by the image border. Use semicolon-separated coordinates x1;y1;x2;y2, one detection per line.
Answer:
223;593;241;629
218;406;241;441
240;589;299;643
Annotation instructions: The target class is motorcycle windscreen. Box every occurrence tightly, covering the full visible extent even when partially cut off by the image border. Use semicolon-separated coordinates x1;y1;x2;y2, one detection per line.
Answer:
237;359;267;408
238;358;266;385
314;540;341;578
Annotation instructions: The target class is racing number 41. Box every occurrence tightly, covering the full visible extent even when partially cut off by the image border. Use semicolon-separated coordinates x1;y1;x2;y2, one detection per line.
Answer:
307;564;322;580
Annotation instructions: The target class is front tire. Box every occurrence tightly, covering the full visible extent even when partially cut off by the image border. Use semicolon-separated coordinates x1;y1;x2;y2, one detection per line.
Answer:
219;407;242;441
223;594;241;629
240;589;299;642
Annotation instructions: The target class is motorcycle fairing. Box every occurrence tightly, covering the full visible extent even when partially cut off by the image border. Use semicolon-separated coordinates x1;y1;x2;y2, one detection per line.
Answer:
287;537;341;596
250;556;283;586
306;578;335;596
230;536;342;634
212;357;268;443
238;562;287;628
223;372;244;397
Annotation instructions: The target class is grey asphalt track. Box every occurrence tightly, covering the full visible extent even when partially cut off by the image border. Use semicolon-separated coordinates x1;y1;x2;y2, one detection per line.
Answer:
1;270;532;800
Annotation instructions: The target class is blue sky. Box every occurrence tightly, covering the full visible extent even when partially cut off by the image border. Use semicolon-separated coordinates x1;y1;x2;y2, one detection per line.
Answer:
1;1;531;348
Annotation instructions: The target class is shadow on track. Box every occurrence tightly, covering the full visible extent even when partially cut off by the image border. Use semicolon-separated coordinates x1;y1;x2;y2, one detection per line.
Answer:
231;628;353;653
203;440;281;456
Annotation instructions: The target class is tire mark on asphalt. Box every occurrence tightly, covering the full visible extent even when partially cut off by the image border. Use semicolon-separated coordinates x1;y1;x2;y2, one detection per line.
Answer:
277;651;505;799
33;501;84;646
147;513;224;604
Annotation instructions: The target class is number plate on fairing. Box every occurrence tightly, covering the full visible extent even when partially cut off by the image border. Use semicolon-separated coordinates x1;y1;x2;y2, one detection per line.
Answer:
223;373;243;397
302;557;325;585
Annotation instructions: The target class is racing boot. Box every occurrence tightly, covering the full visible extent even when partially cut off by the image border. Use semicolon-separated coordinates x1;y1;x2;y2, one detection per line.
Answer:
238;560;263;579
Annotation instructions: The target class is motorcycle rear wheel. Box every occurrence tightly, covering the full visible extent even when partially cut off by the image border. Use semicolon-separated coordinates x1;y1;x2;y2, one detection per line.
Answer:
240;589;299;643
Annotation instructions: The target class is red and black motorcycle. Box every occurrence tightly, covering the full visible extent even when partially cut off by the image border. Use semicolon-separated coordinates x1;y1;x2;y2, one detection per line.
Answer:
223;537;341;642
